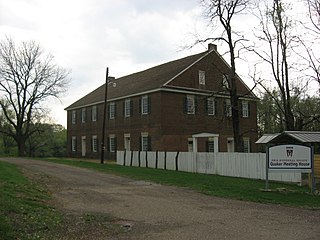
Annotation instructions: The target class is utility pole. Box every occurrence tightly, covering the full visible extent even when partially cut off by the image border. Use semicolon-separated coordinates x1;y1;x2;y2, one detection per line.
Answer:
100;67;109;164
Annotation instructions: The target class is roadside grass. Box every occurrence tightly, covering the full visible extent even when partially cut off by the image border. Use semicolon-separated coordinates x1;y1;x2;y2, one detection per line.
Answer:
0;160;125;240
40;158;320;209
0;161;61;240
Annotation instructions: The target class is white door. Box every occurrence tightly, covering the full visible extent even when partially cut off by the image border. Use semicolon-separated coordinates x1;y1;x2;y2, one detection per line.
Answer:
124;134;131;151
227;138;234;152
81;136;86;157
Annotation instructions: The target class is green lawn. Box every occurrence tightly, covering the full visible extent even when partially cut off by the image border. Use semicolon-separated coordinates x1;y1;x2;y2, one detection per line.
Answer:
40;158;320;208
0;161;61;240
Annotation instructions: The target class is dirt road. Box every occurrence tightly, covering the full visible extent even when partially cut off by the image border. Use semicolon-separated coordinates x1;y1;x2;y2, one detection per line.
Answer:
2;158;320;240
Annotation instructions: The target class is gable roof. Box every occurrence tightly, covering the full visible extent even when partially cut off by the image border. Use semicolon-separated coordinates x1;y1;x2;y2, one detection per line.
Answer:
256;131;320;144
65;48;254;110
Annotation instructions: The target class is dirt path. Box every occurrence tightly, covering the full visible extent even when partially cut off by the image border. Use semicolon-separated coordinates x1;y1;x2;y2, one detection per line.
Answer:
2;158;320;240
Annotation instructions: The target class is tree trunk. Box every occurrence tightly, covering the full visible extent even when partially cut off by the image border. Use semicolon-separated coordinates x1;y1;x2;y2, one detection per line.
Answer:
17;137;26;157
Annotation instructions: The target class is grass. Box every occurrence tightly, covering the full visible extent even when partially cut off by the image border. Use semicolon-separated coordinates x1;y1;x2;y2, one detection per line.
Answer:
0;161;62;240
39;158;320;209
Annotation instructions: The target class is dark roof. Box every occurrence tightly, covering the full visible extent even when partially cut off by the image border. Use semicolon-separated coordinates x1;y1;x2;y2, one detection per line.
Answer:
65;50;209;110
256;131;320;144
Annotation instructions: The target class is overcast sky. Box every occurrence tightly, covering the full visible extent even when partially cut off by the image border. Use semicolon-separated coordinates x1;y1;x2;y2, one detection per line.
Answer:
1;0;219;126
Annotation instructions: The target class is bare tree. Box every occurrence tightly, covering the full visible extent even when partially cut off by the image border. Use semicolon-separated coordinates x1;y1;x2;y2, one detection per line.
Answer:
0;37;69;156
250;0;299;130
200;0;249;152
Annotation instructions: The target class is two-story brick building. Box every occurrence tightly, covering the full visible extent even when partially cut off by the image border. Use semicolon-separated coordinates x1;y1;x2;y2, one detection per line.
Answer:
65;44;258;159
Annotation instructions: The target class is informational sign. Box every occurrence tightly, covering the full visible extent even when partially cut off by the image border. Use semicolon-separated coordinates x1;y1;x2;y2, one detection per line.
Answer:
268;144;312;170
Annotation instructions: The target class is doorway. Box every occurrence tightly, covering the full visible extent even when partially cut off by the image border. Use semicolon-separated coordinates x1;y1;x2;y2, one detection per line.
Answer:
124;134;131;151
81;136;86;157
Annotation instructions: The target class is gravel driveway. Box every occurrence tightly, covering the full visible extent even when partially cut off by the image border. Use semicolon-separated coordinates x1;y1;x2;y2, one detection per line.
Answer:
2;158;320;240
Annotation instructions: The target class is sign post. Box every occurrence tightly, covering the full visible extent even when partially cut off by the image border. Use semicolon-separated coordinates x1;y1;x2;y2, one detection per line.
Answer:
266;144;313;191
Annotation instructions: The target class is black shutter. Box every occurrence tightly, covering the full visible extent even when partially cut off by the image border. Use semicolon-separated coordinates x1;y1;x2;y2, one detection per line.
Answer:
241;102;244;117
130;100;133;116
148;136;152;151
114;137;117;152
248;102;251;117
114;103;117;118
139;98;141;114
139;136;142;151
107;103;110;119
215;99;218;116
183;97;187;113
205;97;208;114
223;100;226;116
195;96;198;114
148;96;151;114
123;101;125;117
206;141;209;152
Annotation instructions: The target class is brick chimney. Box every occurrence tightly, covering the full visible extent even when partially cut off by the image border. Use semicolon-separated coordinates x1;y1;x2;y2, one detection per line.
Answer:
208;43;217;51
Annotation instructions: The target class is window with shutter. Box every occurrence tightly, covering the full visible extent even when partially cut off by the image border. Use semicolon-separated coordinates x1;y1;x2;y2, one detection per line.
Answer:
125;99;131;117
92;135;98;152
71;136;77;152
109;102;116;119
186;95;195;114
243;138;250;153
207;97;215;116
92;106;97;122
199;70;205;85
225;99;232;117
109;135;116;152
81;108;86;123
141;132;149;151
72;110;77;124
141;95;150;115
242;101;249;118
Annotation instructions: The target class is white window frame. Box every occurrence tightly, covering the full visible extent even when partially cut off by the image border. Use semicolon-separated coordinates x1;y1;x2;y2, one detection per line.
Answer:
141;95;149;115
92;105;97;122
243;138;250;153
92;135;98;152
199;70;206;85
207;97;215;116
223;74;230;89
141;132;149;151
242;101;249;118
72;110;76;124
186;95;195;115
208;137;215;152
225;99;232;117
109;135;116;152
109;102;115;119
71;136;76;152
125;99;131;117
81;108;86;123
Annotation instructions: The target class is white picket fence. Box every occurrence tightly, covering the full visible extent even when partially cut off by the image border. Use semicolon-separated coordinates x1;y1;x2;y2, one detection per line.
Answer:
117;151;301;183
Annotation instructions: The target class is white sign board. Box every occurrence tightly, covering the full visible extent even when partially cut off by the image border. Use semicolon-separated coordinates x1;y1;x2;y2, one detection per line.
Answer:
268;144;312;170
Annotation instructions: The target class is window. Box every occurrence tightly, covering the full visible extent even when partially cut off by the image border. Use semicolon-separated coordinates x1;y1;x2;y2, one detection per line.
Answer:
141;95;150;115
109;135;116;152
92;106;97;122
207;138;215;152
222;74;230;89
188;138;193;152
92;136;98;152
124;99;132;117
72;110;76;124
71;136;76;152
81;108;86;123
186;95;195;114
242;101;249;118
141;133;150;151
109;102;116;119
207;97;215;116
243;138;250;153
224;99;232;117
199;70;205;85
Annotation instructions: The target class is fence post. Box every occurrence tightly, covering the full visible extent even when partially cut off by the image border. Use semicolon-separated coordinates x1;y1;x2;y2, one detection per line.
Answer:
145;151;148;168
175;151;180;171
164;151;167;170
138;151;141;167
130;151;133;166
123;150;126;166
155;150;158;169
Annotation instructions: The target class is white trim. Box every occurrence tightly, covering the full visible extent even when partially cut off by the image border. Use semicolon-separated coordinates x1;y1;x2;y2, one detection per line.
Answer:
163;49;215;86
65;86;258;111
